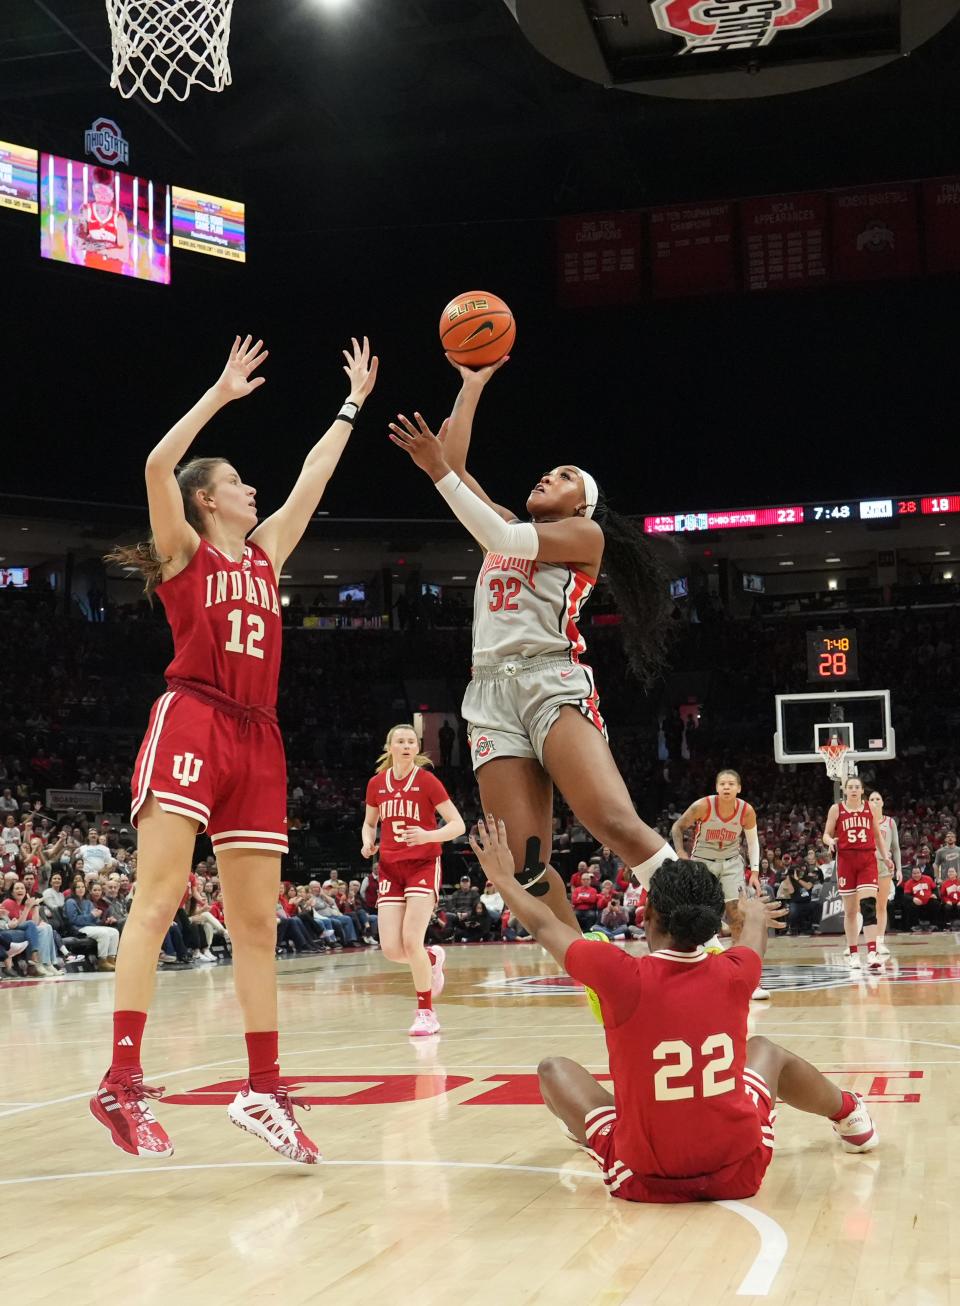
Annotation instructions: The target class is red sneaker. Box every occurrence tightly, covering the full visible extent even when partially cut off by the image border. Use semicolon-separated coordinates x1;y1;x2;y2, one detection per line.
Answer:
227;1083;320;1164
90;1073;173;1158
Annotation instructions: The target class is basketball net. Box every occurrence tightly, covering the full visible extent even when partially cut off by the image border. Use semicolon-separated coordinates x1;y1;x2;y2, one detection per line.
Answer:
818;740;850;783
105;0;234;103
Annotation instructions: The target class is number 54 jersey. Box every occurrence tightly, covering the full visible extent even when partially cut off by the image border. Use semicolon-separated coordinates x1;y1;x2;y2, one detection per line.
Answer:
130;540;288;857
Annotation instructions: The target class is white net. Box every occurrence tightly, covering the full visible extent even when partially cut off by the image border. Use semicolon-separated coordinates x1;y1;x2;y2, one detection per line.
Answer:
818;743;851;783
105;0;235;103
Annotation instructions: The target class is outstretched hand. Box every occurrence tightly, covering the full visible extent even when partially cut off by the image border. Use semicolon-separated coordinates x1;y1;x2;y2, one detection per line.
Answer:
446;353;510;387
212;335;269;403
343;335;379;403
738;895;787;932
468;817;516;886
388;412;450;480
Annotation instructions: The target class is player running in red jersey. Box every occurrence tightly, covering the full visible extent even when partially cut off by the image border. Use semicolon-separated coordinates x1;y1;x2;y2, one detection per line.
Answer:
92;333;378;1161
362;724;466;1037
388;358;679;935
470;818;878;1202
823;775;892;973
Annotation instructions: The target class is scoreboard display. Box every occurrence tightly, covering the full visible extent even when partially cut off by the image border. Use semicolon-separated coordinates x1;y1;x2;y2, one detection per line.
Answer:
645;492;960;534
806;630;859;683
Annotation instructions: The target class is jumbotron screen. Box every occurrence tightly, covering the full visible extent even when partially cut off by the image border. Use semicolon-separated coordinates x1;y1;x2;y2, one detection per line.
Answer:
172;186;246;262
0;141;38;214
39;154;171;284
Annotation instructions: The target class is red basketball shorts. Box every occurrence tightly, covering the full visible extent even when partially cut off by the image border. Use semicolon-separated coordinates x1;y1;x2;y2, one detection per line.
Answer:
836;849;879;896
377;856;441;906
583;1069;775;1204
131;689;288;856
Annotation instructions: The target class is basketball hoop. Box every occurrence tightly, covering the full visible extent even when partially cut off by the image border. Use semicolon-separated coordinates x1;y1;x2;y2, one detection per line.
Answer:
818;741;850;783
105;0;235;103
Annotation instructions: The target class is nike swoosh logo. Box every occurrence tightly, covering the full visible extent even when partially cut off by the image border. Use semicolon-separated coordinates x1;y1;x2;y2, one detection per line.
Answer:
560;669;575;679
460;321;495;345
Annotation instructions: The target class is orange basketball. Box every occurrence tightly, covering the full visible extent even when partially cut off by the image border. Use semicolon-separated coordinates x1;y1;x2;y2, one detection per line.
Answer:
439;290;516;368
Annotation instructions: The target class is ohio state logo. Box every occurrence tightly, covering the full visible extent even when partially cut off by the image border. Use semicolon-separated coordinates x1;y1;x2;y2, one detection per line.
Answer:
651;0;832;56
473;734;496;759
83;117;130;166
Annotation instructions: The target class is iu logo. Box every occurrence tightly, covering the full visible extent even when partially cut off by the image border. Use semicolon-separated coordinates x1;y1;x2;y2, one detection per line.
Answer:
651;0;833;55
172;753;204;788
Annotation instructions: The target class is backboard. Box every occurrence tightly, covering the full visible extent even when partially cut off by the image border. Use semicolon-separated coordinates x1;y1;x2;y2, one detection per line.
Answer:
774;690;894;765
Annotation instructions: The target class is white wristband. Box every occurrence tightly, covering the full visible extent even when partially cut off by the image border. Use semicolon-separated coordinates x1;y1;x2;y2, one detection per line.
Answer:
434;471;539;557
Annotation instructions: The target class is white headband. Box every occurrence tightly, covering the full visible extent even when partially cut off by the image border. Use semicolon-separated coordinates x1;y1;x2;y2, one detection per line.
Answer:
573;467;599;519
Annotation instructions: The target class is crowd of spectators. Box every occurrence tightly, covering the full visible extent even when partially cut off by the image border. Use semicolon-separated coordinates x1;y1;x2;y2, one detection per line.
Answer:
2;591;960;984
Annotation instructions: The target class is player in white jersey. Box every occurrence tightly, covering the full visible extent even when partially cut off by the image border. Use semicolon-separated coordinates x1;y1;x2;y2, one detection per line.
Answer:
868;790;901;957
670;769;768;1000
388;358;680;929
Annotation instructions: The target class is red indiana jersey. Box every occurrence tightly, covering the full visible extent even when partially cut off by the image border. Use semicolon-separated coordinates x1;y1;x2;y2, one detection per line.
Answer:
565;940;761;1180
365;765;450;862
157;540;282;707
836;802;876;854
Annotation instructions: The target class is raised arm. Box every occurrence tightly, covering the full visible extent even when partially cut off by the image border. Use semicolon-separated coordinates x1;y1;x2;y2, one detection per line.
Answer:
251;337;378;574
469;817;580;967
440;358;515;524
146;335;269;574
736;896;786;960
671;799;708;860
388;413;603;574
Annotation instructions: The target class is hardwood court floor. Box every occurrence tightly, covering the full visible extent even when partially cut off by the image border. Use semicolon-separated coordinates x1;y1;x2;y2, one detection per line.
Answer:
2;933;959;1306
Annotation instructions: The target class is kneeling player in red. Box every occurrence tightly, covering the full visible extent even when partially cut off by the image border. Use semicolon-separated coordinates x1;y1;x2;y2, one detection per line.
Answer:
470;818;878;1204
92;334;378;1162
362;724;466;1037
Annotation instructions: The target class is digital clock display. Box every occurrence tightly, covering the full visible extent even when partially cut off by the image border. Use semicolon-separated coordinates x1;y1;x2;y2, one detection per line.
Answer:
806;630;859;683
811;503;853;522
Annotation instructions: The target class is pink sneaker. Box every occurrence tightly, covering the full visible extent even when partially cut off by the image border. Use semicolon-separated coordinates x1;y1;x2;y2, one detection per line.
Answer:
832;1094;879;1153
429;946;446;998
227;1084;320;1164
408;1008;441;1037
90;1072;173;1158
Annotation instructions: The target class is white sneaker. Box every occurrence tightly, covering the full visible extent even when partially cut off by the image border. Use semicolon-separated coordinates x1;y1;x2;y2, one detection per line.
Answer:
867;952;884;971
7;941;28;959
750;986;771;1001
408;1008;441;1037
845;952;862;970
227;1084;320;1164
877;940;891;957
197;950;216;964
832;1094;879;1153
430;946;446;998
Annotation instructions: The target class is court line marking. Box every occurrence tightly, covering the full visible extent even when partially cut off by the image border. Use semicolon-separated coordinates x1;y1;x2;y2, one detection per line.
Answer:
0;1158;787;1296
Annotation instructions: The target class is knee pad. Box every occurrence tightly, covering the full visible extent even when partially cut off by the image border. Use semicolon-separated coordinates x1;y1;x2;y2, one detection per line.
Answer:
516;836;550;897
860;897;877;927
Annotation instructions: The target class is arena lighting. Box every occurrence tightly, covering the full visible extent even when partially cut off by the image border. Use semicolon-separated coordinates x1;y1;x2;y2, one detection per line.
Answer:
280;596;290;608
322;573;338;579
828;580;839;591
452;575;467;580
778;561;794;567
936;550;952;557
945;571;955;580
826;556;841;563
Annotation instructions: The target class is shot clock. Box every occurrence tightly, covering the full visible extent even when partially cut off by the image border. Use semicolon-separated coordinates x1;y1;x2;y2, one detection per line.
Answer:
806;630;858;682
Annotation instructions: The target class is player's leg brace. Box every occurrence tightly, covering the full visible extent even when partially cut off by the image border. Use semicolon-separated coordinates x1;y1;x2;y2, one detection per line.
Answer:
860;897;877;928
516;836;550;898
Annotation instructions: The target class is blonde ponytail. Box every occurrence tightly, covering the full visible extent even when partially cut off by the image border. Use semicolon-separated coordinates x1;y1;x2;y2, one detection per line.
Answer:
375;723;433;774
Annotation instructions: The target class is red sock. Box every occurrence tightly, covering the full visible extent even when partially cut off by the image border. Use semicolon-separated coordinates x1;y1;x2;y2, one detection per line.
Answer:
426;948;436;967
848;945;859;956
829;1090;859;1122
110;1010;147;1076
416;989;433;1011
245;1031;280;1095
867;940;877;954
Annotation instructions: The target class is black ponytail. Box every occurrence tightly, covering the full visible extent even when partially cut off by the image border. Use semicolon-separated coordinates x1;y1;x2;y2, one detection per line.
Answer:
648;860;724;949
592;485;674;687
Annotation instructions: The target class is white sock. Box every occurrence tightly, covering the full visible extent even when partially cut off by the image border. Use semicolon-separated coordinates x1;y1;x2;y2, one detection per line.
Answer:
631;844;676;889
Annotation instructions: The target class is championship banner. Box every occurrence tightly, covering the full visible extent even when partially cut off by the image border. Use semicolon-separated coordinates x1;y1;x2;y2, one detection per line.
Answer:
556;211;643;307
45;789;104;813
922;178;960;276
650;202;736;298
741;191;829;292
831;184;920;283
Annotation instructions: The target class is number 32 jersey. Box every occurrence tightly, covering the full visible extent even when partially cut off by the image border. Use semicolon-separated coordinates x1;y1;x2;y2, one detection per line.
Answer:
157;540;282;706
472;552;595;664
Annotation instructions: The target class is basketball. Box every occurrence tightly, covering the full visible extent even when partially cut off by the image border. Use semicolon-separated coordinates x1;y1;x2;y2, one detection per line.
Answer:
439;290;516;368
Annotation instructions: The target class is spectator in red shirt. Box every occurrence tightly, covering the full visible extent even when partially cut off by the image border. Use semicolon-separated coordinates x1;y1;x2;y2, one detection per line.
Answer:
939;866;960;928
571;872;600;930
596;879;616;912
570;860;592;890
902;866;940;931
